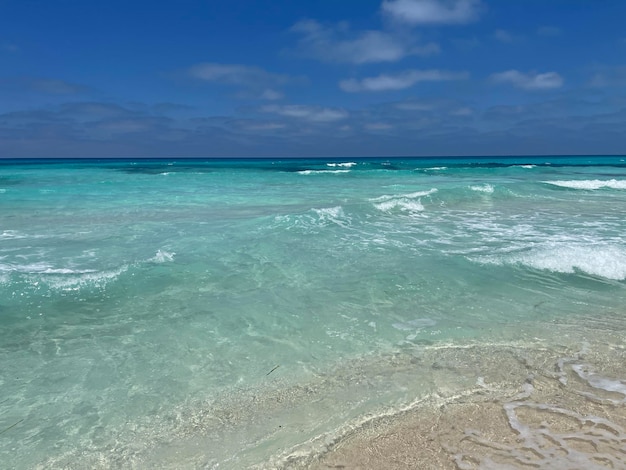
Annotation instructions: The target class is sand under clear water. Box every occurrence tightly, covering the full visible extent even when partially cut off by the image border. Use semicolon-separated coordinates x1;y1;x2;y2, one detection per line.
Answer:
306;335;626;470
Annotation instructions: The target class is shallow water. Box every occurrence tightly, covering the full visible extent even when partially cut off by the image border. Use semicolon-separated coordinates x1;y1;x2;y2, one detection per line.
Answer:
1;156;625;468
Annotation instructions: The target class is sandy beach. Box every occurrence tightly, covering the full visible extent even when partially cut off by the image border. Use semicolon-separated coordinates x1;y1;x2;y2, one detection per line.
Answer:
278;337;626;470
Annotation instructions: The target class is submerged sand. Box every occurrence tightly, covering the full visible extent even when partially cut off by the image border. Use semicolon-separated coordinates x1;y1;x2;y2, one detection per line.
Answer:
34;325;626;469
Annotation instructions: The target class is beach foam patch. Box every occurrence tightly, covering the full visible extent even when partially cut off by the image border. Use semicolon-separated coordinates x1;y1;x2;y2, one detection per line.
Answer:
571;364;626;404
456;399;626;469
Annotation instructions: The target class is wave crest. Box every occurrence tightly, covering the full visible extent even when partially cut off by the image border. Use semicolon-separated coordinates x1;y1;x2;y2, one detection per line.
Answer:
326;162;357;168
151;249;175;263
371;189;437;213
476;244;626;280
297;169;351;175
544;179;626;190
470;184;495;194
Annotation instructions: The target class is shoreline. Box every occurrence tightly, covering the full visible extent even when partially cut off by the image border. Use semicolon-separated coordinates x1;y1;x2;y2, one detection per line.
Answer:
266;338;626;470
20;327;626;469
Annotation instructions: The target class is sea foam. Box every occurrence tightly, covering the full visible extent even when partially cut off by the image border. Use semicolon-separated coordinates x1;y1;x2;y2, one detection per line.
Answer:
1;230;29;240
151;249;175;263
544;179;626;190
326;162;357;168
297;169;351;175
571;364;626;404
477;244;626;280
274;206;350;230
0;262;96;275
0;259;128;290
371;189;437;213
43;267;128;290
469;184;494;193
311;206;350;227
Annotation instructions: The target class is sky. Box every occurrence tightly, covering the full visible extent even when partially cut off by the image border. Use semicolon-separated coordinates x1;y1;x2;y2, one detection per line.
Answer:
1;0;625;158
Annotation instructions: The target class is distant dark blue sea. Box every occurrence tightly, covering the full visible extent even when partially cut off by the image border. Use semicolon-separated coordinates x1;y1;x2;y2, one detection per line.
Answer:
1;156;626;468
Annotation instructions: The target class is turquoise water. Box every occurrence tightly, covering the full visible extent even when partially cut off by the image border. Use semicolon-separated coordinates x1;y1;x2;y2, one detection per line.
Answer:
1;156;626;468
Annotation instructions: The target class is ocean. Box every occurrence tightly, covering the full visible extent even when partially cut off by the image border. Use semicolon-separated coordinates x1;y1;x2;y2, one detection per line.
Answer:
1;156;625;469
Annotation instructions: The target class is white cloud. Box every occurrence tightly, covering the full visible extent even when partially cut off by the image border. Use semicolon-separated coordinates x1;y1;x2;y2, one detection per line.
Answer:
261;104;348;122
189;63;290;87
188;63;298;100
340;69;469;92
490;70;563;90
289;19;438;64
59;102;131;119
382;0;483;25
235;88;286;101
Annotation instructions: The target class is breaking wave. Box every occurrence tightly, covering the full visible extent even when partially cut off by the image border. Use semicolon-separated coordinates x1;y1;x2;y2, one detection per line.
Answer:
370;189;437;213
0;249;176;291
273;206;351;230
0;262;129;291
150;249;175;263
326;162;357;168
475;243;626;280
469;184;495;194
544;179;626;190
297;169;351;175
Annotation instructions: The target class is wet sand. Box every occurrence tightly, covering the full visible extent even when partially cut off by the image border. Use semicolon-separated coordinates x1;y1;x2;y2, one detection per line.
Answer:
280;339;626;470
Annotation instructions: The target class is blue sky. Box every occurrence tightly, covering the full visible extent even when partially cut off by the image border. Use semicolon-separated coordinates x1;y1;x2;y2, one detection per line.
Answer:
1;0;625;157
